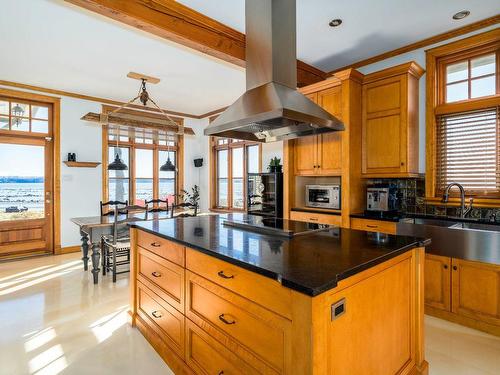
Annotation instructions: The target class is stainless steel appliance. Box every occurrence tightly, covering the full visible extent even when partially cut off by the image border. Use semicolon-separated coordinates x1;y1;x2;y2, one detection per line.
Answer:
203;0;344;142
367;187;390;211
305;184;340;209
223;216;330;238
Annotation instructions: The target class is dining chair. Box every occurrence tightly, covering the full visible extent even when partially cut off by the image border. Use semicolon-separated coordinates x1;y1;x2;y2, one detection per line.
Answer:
145;198;169;213
100;200;128;216
101;204;146;282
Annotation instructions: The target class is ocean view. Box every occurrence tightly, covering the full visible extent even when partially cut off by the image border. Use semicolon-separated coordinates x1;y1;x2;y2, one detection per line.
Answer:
0;180;44;220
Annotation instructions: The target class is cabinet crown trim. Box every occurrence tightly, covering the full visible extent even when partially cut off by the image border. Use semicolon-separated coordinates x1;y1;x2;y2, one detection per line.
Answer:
363;61;425;84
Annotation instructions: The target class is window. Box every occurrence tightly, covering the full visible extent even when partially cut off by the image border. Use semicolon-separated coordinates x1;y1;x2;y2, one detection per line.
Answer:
445;53;497;103
436;108;499;196
211;137;261;210
104;113;183;207
0;98;50;134
427;31;500;199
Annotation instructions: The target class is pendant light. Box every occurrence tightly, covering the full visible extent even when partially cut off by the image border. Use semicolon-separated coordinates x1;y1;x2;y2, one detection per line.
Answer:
108;127;128;171
160;138;176;172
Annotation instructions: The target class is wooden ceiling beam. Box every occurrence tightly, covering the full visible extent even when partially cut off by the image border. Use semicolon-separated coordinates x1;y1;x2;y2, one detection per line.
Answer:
64;0;327;87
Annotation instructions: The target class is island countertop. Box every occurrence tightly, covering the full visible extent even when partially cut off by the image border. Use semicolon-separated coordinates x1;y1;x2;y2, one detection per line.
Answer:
130;213;429;296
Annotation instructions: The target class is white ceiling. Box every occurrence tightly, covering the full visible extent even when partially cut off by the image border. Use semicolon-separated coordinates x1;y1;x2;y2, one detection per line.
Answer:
0;0;497;116
0;0;245;116
179;0;499;71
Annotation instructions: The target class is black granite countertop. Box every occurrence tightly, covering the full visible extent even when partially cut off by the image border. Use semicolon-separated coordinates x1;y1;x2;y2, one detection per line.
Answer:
130;214;429;296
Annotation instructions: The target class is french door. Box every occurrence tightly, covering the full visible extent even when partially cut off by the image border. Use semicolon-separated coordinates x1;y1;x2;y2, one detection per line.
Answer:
0;96;54;259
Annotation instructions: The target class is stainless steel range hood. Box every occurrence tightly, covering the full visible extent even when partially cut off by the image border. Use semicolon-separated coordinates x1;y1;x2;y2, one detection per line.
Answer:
204;0;344;142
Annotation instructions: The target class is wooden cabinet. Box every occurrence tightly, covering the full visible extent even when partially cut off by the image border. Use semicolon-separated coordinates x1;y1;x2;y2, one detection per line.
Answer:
290;210;342;226
451;258;500;327
130;229;427;374
424;255;500;335
294;86;343;176
361;62;424;177
349;218;397;234
424;254;451;311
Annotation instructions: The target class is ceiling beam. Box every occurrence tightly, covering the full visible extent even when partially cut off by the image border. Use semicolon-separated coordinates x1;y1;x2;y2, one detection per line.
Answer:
64;0;327;87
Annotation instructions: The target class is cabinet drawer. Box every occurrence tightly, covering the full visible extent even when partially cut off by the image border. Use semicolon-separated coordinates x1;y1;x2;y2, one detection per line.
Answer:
289;210;342;226
186;248;291;319
185;320;267;375
186;271;291;373
138;247;184;312
137;282;185;358
137;230;184;266
350;218;396;234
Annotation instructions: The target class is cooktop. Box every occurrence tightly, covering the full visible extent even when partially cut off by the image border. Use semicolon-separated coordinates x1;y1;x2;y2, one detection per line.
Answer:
222;216;330;238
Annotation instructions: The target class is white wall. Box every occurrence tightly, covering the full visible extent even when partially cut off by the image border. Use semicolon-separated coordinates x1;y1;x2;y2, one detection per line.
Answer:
261;142;283;172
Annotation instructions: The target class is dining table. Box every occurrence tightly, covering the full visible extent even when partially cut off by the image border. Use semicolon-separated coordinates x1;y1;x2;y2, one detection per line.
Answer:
71;211;172;284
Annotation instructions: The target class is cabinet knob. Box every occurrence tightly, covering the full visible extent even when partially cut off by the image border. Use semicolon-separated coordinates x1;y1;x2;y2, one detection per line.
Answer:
401;162;405;166
453;266;458;271
443;265;448;269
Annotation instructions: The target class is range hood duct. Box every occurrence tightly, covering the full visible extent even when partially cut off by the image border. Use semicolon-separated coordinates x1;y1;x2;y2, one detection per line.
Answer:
204;0;344;142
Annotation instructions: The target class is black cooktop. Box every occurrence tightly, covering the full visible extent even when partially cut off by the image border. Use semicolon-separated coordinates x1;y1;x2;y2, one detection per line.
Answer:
223;216;330;238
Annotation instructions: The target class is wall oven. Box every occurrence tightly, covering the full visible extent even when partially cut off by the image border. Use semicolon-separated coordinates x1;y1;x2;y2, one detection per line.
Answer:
305;184;340;209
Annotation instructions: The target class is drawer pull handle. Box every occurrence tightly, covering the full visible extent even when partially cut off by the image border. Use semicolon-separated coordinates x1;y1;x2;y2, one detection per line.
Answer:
151;310;163;319
151;242;161;247
151;271;162;278
218;372;224;375
218;314;236;325
366;225;378;228
217;271;234;279
309;217;318;221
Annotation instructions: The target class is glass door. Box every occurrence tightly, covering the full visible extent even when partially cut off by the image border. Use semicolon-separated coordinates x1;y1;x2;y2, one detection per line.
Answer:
0;137;53;257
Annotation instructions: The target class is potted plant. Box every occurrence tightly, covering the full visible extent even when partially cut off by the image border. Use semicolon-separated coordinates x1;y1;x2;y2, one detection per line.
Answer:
268;157;282;173
178;185;200;215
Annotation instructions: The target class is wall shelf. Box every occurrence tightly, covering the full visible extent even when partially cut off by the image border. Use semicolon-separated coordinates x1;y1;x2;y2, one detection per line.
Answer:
63;161;101;168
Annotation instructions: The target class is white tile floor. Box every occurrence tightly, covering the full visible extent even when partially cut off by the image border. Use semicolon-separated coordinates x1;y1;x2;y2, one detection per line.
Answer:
0;252;499;375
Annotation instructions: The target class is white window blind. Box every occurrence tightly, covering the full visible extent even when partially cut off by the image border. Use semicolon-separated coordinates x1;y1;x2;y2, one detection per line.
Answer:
436;107;500;197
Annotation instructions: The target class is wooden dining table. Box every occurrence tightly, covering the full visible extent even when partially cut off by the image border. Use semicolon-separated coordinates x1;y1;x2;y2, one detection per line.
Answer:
71;211;172;284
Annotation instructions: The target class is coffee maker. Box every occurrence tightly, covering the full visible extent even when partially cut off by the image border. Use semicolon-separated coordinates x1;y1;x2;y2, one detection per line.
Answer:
366;184;398;215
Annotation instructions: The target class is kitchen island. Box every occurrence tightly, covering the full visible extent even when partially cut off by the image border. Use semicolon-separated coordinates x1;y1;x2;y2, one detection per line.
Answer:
129;214;429;374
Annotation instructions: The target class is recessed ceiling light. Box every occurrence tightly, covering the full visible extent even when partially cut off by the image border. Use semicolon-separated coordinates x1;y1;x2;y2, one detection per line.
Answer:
329;19;342;27
452;10;470;20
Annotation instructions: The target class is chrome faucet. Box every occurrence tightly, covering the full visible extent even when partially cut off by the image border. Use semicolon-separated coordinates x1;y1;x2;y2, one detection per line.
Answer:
442;182;473;218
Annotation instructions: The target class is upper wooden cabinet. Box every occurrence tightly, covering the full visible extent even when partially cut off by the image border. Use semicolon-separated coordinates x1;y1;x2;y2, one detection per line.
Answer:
362;62;424;177
294;87;343;176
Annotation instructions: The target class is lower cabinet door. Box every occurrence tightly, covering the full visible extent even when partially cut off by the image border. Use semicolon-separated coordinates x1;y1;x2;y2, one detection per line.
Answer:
137;282;185;358
185;320;262;375
451;258;500;326
424;254;451;311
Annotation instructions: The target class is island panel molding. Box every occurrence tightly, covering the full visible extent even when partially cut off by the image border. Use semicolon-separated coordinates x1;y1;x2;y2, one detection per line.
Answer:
128;214;429;374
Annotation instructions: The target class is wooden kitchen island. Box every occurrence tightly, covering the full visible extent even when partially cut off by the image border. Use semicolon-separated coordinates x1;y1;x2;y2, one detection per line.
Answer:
129;214;429;374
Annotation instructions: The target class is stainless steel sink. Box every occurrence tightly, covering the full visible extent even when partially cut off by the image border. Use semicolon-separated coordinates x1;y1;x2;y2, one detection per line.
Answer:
397;217;500;264
449;222;500;232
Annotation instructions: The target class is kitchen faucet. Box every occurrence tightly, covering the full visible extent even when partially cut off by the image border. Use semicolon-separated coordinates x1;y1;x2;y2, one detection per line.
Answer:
442;182;473;218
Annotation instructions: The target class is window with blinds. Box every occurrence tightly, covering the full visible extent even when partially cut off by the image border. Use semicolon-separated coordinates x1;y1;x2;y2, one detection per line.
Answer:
435;107;500;197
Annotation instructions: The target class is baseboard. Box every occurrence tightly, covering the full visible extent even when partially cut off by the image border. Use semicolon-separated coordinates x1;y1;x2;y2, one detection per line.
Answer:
55;245;81;255
426;306;500;337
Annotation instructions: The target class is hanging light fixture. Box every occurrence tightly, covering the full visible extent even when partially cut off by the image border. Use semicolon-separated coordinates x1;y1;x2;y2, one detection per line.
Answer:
11;103;24;128
108;126;128;171
160;136;176;172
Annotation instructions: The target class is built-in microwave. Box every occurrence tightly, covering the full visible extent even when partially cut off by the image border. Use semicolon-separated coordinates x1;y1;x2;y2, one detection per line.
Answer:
305;184;340;209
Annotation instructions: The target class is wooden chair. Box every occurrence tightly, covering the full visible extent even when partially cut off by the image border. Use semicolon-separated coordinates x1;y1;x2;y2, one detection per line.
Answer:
101;204;146;282
100;200;128;216
145;198;169;213
170;202;198;218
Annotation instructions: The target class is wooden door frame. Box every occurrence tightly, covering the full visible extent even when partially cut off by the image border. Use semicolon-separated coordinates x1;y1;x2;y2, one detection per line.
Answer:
0;87;61;254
